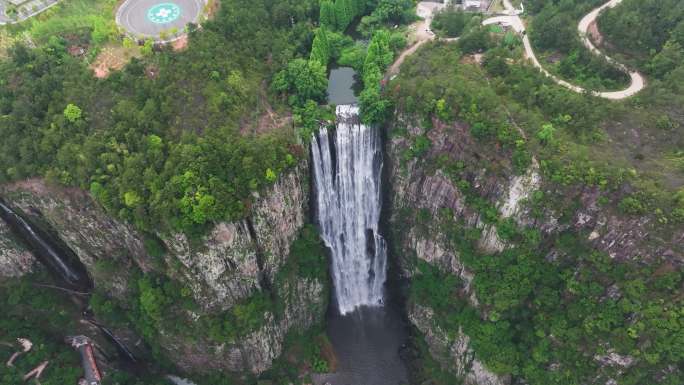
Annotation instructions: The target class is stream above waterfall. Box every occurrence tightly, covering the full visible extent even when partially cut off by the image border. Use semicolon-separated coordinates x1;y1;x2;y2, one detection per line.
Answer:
326;67;360;105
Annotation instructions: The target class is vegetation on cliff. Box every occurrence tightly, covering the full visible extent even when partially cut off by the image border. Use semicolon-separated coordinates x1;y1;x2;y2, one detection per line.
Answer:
0;276;82;385
390;28;683;384
87;224;330;381
0;0;320;236
0;272;169;385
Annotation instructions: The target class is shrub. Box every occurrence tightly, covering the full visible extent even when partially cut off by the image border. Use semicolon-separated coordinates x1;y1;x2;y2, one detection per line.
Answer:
63;103;82;122
618;196;646;215
432;7;471;38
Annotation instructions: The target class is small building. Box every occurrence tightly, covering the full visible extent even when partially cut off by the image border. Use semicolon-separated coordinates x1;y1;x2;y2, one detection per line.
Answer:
444;0;487;12
464;0;482;9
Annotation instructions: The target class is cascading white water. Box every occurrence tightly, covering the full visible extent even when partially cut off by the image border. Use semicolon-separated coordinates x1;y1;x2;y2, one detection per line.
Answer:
311;104;387;315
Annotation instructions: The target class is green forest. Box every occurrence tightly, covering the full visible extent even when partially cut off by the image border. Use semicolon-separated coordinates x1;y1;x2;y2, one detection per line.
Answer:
0;0;683;384
0;0;321;237
388;0;683;382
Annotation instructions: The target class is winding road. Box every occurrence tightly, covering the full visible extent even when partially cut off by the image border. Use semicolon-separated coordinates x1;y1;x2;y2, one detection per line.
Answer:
390;0;645;100
483;0;645;99
576;0;645;99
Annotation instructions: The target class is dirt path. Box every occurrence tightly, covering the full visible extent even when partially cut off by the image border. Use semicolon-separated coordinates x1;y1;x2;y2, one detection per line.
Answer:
386;2;442;79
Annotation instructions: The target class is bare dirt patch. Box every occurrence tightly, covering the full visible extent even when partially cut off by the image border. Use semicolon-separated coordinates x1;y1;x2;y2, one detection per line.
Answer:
0;30;19;59
240;85;293;135
588;20;605;47
204;0;220;20
2;178;87;200
318;334;338;372
171;34;188;51
90;44;140;79
460;53;484;65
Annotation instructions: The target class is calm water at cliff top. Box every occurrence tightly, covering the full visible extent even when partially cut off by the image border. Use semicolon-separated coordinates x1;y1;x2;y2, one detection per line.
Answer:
327;67;359;105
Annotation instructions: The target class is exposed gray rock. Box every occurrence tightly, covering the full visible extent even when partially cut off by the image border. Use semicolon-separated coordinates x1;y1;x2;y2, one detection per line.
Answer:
408;228;478;305
0;219;37;277
163;277;325;374
387;115;682;384
163;221;260;312
594;350;636;368
571;187;684;262
1;179;151;298
161;161;310;312
250;161;309;283
0;161;321;376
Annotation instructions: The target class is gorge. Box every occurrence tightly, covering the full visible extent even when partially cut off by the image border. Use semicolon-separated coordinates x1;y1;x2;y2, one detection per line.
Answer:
310;98;409;385
1;0;683;384
312;104;387;315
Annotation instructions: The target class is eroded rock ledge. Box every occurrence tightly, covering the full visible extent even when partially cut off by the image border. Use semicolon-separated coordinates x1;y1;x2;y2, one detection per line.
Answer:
0;161;325;375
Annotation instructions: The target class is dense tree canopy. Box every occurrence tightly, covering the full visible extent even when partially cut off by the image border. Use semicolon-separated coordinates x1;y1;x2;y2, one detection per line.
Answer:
393;39;684;385
0;0;321;235
599;0;684;59
599;0;684;79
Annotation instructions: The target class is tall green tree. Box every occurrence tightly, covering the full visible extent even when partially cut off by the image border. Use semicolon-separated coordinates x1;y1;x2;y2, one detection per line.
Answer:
649;40;684;78
272;58;328;106
360;30;394;124
363;29;393;76
334;0;353;31
310;27;332;66
320;0;337;30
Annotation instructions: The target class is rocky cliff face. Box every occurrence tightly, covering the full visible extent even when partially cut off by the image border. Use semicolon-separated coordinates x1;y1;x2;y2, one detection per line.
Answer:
159;161;310;313
386;115;683;384
409;303;508;385
0;218;37;277
0;179;151;298
160;276;325;374
0;161;325;375
386;118;515;384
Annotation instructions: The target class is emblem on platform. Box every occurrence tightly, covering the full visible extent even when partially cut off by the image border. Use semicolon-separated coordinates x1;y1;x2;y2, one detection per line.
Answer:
147;3;181;24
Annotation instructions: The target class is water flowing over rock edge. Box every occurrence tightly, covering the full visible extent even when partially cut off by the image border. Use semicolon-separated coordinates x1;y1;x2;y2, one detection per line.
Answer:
312;104;387;315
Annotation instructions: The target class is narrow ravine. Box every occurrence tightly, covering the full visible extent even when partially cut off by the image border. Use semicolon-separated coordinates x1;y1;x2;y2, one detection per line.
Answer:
0;199;91;290
310;75;409;384
312;104;387;314
0;198;150;382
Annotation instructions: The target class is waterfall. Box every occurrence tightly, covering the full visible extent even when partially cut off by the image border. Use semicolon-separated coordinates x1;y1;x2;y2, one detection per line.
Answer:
311;104;387;315
0;199;91;289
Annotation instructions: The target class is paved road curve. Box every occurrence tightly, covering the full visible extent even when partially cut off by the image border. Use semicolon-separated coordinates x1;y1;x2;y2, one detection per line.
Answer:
576;0;645;99
484;0;645;100
389;0;644;100
0;0;60;25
